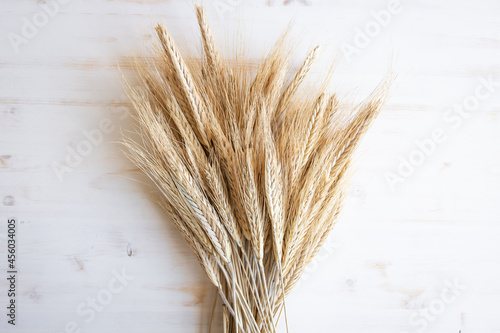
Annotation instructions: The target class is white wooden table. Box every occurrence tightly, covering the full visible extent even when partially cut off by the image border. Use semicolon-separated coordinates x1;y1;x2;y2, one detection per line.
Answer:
1;0;499;332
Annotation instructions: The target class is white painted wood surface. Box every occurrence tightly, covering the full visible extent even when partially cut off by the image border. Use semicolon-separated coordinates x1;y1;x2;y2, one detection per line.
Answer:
1;0;500;332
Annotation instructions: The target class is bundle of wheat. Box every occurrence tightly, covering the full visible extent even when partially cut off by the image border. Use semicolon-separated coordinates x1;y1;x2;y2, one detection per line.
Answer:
123;6;389;332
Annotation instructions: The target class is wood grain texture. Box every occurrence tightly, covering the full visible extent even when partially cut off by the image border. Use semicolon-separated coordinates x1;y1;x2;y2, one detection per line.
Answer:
1;0;499;332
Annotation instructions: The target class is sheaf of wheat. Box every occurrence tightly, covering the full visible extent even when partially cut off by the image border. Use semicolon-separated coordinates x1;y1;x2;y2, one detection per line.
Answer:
123;6;390;332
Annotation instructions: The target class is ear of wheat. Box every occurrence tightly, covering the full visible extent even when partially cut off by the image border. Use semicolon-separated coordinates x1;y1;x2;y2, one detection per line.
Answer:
123;6;390;332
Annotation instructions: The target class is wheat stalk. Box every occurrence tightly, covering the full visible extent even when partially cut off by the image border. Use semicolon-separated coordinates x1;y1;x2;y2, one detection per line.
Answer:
123;6;390;332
